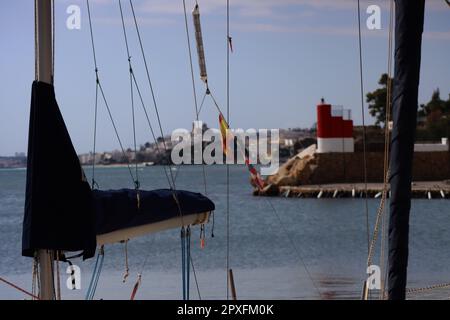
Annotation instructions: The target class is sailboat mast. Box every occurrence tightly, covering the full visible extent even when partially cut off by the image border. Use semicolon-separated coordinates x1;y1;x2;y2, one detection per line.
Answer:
388;0;425;300
36;0;53;84
35;0;55;300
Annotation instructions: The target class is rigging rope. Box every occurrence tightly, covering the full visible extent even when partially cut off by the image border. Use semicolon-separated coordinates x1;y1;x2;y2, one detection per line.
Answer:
196;91;208;118
85;246;105;300
86;0;136;188
122;240;130;283
91;82;99;189
226;0;231;299
364;0;394;300
182;0;208;199
180;227;195;301
0;276;40;300
266;199;323;299
187;227;191;300
130;70;173;186
189;0;322;300
190;256;202;300
357;0;370;255
127;2;204;302
129;0;174;178
181;227;185;299
379;0;395;299
117;10;193;294
119;0;139;189
130;239;154;300
181;227;191;300
182;0;209;252
406;282;450;296
128;0;186;229
365;0;393;266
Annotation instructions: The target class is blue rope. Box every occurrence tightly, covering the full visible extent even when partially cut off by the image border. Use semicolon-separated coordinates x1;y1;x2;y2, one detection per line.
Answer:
85;251;100;300
181;228;186;300
91;252;104;299
85;247;105;300
186;227;191;300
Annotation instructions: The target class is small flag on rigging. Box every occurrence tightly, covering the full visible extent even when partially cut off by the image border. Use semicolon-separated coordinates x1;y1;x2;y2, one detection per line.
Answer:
218;114;265;190
228;36;233;53
219;113;233;156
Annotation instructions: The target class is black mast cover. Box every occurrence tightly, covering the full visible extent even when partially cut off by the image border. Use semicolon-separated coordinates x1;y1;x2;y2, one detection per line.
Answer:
22;81;96;259
388;0;425;300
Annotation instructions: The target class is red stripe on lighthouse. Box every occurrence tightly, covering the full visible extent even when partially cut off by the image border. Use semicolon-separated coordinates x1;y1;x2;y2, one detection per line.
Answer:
317;104;353;138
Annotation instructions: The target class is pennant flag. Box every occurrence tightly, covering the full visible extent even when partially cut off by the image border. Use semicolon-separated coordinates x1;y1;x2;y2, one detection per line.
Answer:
218;114;265;191
219;113;232;155
246;160;265;190
228;36;233;53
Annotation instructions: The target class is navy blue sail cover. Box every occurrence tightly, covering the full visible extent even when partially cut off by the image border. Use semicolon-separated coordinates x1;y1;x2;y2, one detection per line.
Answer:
23;81;96;259
94;189;214;235
22;81;215;260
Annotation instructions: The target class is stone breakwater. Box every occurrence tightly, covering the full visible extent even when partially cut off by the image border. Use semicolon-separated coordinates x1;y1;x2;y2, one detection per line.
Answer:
254;145;450;198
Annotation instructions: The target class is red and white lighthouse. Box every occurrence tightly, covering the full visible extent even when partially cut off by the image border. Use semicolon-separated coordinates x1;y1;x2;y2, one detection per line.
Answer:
316;102;354;153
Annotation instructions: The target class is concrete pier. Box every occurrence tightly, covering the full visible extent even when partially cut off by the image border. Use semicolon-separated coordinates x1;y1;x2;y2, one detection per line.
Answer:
254;181;450;199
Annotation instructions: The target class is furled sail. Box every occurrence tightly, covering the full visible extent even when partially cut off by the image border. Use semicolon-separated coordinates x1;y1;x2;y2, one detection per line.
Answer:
94;189;214;245
388;0;425;300
22;81;96;260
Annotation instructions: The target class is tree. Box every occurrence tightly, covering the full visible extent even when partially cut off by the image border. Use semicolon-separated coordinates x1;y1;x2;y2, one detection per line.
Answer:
418;89;444;120
366;73;393;126
416;88;450;141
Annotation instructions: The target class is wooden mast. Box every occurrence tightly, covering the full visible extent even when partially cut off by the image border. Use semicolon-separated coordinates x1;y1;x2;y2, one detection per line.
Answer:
35;0;55;300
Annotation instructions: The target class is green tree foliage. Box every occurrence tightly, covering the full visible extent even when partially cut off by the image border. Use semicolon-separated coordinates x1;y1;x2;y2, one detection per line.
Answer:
367;74;449;141
416;89;450;141
366;73;393;127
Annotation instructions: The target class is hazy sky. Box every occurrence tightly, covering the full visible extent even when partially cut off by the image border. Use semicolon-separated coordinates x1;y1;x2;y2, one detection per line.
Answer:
1;0;449;156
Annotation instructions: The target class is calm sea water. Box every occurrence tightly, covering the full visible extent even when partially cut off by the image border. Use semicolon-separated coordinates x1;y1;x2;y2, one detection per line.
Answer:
1;165;450;300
